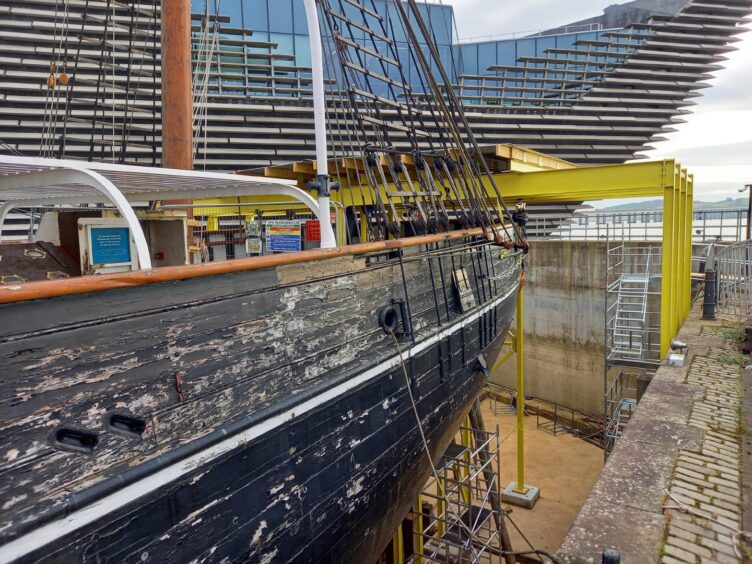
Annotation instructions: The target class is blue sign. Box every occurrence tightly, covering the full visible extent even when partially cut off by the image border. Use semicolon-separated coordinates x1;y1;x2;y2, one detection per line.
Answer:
90;227;132;264
266;221;301;253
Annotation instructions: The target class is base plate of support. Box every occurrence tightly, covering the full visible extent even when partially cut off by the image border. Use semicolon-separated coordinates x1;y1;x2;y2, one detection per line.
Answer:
502;482;540;509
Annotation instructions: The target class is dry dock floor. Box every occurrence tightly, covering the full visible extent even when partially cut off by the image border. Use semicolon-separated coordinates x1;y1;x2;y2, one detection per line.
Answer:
478;400;604;554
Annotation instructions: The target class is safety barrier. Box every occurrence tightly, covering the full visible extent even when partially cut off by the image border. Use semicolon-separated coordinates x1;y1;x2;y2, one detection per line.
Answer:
714;240;752;320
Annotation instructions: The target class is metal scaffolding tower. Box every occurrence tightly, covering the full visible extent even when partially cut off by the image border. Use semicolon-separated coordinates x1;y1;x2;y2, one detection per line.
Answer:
603;231;662;456
410;421;510;563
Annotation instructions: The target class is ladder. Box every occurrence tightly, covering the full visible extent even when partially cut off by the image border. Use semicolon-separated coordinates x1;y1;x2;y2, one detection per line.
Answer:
611;269;650;359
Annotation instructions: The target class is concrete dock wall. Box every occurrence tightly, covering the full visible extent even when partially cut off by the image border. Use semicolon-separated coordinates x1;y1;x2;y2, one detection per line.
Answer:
491;240;661;415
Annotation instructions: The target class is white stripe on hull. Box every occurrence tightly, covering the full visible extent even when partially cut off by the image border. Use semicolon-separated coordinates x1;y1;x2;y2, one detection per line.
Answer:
0;280;519;563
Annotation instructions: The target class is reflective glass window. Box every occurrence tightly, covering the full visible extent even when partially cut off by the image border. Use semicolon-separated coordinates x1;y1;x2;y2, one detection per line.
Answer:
477;42;496;74
270;32;295;56
459;44;478;75
292;0;308;35
516;38;535;59
497;40;516;66
268;0;293;33
536;36;555;56
294;34;311;68
243;0;269;32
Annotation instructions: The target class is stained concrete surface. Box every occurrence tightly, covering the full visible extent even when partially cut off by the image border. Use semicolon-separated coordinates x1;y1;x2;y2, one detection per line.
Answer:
559;306;748;563
491;240;662;415
478;399;604;554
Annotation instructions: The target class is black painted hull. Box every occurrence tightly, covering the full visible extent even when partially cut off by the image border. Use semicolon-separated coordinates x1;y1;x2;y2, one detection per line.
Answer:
0;241;520;563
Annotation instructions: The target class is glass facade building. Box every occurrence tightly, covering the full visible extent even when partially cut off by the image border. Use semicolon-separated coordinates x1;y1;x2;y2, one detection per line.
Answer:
456;30;611;75
191;0;455;94
190;1;639;103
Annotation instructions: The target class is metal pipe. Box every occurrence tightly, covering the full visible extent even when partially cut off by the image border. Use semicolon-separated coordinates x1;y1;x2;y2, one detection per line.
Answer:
514;284;526;494
746;184;752;241
303;0;337;249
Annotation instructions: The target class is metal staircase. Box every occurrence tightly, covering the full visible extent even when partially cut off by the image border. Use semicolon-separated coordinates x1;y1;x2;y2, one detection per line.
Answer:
611;270;650;360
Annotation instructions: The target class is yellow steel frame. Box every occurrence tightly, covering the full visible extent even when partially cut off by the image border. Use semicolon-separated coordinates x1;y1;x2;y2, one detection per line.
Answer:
391;521;404;564
214;158;692;355
483;159;692;356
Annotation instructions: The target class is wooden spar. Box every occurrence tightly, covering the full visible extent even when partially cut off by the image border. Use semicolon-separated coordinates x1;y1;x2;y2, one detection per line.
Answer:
161;0;193;171
0;227;492;304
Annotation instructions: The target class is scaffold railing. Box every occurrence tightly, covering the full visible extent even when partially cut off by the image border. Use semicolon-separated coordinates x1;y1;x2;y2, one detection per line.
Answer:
525;209;749;242
605;240;662;364
715;240;752;320
413;425;506;563
603;369;640;455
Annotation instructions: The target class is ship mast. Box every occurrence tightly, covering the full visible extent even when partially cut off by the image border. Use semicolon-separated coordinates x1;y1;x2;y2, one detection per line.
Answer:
161;0;193;170
303;0;337;248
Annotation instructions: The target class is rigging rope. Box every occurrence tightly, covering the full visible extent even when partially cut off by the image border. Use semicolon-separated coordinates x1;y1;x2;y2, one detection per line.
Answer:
316;0;523;243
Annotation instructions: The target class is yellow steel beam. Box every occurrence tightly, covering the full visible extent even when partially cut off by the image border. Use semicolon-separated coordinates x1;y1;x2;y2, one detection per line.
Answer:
261;159;678;208
485;159;677;203
677;169;688;328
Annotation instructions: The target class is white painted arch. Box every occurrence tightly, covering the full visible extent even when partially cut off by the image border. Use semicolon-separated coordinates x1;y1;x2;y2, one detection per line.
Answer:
0;156;325;271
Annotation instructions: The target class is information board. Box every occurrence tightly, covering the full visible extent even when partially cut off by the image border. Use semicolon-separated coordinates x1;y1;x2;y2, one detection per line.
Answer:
305;219;321;242
266;220;301;253
90;227;132;264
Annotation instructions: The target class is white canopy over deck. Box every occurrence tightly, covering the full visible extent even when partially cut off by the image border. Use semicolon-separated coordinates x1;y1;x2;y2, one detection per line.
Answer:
0;156;323;270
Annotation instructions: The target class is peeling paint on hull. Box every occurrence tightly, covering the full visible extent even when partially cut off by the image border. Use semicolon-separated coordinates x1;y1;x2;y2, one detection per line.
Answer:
0;242;520;563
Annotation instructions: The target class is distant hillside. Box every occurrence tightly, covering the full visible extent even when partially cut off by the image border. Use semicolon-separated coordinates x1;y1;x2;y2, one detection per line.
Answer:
600;197;748;212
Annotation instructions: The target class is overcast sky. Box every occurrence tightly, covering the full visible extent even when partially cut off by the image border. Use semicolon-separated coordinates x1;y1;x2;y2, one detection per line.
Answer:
444;0;752;204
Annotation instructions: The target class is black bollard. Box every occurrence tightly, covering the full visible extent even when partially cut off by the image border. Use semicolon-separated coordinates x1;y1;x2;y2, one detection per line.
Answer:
602;548;620;564
702;269;717;320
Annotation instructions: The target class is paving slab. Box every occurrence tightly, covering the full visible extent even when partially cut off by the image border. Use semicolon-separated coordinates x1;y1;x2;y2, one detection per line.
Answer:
558;305;747;563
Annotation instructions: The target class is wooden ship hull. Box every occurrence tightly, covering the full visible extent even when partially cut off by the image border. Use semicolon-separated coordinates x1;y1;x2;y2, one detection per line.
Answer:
0;233;520;562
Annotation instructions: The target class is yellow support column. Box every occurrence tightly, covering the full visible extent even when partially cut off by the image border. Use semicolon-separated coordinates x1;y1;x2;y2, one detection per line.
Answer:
460;416;472;504
675;168;686;331
515;286;525;493
413;496;424;564
391;522;404;564
660;164;676;357
359;207;368;243
437;475;446;538
501;283;540;508
684;175;694;320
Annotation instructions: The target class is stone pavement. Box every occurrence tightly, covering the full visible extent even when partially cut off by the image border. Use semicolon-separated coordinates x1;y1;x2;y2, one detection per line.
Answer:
558;305;749;563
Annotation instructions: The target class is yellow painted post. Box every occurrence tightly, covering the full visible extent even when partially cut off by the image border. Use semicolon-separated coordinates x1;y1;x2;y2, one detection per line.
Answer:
413;496;424;564
392;522;404;564
437;475;446;538
460;417;472;504
514;284;527;494
673;166;682;339
685;175;694;319
675;169;686;330
359;207;368;243
660;164;676;357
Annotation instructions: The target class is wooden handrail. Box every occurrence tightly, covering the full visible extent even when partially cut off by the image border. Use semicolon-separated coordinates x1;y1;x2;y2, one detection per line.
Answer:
0;228;487;304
